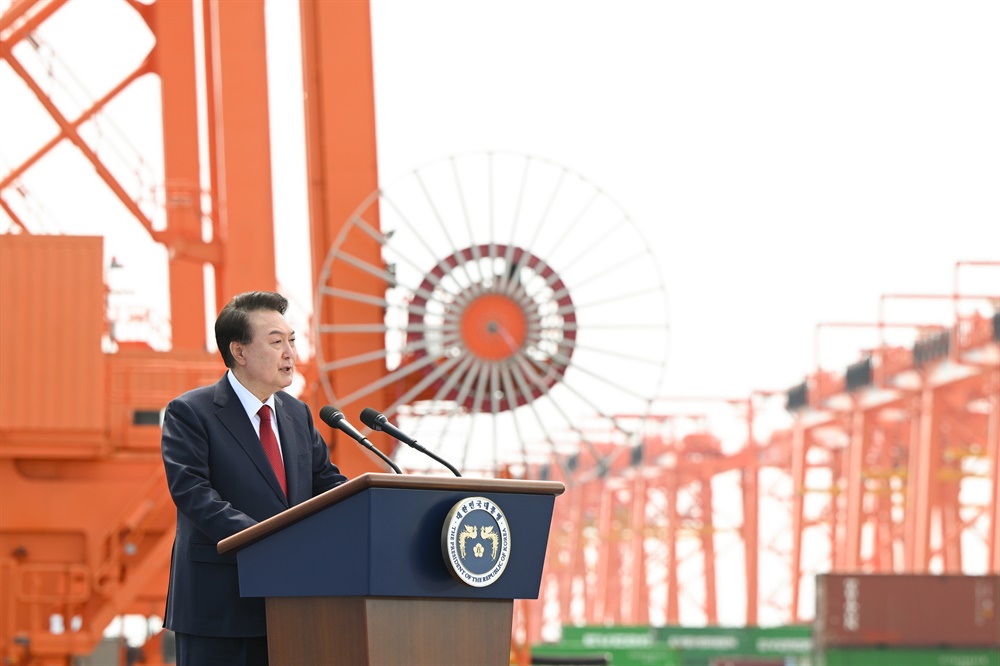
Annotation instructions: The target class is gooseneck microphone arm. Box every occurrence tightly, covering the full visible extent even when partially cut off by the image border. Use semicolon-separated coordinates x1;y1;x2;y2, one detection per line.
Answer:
359;407;462;477
318;405;402;474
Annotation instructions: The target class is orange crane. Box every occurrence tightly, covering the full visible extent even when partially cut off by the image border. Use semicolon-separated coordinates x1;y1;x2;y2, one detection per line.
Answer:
1;1;385;664
519;268;998;643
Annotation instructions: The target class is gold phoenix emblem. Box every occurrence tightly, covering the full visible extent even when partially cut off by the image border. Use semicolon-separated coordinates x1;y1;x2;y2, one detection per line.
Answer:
458;523;500;560
480;525;499;559
459;524;477;558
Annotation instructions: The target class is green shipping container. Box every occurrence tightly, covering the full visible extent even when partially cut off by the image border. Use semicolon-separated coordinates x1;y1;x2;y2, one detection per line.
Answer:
560;626;660;648
552;626;814;666
817;647;1000;666
750;626;813;657
531;640;681;666
655;626;751;656
679;656;809;666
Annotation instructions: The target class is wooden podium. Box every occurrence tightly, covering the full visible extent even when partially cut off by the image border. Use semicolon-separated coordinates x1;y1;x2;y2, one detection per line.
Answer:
218;473;564;666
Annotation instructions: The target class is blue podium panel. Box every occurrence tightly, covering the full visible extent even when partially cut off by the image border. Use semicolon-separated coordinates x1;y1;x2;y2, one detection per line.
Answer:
236;486;556;600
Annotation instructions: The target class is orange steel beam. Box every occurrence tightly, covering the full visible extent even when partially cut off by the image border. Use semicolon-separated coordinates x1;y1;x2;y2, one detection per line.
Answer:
876;418;902;570
699;471;718;623
1;52;155;231
0;199;28;232
206;0;277;299
299;0;385;475
597;481;619;622
199;0;222;303
909;374;945;570
0;0;69;48
843;401;867;570
560;478;585;623
584;480;603;623
741;399;759;626
0;60;149;192
629;474;648;624
988;370;1000;572
151;0;209;351
787;419;811;621
664;468;680;623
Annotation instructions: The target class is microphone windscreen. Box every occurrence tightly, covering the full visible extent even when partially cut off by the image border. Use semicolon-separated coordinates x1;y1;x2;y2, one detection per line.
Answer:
319;405;341;427
359;407;381;429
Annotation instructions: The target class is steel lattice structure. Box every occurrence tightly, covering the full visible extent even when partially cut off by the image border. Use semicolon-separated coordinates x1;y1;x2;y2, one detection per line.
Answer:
516;285;998;648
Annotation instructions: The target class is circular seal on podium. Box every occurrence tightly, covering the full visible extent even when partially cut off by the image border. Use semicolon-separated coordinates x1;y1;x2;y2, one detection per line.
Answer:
441;496;512;587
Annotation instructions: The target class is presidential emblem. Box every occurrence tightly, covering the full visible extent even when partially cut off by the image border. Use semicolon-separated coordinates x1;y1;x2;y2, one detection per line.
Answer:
441;496;511;587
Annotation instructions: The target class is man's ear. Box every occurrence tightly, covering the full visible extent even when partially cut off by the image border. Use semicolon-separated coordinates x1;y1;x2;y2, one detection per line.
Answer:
230;341;247;366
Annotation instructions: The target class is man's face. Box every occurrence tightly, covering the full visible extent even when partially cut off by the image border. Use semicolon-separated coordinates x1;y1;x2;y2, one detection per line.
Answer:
231;309;296;401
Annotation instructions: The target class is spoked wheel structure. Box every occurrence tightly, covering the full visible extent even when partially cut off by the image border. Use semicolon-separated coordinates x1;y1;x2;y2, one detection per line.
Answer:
314;152;670;482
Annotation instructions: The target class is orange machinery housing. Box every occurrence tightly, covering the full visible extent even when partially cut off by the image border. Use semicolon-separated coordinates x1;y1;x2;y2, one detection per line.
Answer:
1;1;387;664
0;234;222;665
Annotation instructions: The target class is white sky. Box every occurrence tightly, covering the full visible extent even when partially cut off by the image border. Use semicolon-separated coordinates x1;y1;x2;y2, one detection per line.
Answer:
361;0;1000;401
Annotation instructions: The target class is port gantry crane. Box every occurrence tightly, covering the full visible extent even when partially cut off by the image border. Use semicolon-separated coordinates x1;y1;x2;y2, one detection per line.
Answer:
2;1;386;664
528;271;998;637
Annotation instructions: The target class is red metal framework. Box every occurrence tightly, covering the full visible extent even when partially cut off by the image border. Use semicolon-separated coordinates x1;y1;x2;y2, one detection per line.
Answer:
1;1;382;664
516;265;999;648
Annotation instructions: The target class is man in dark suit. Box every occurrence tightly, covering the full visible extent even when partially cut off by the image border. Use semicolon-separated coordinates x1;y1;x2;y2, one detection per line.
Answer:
161;291;348;666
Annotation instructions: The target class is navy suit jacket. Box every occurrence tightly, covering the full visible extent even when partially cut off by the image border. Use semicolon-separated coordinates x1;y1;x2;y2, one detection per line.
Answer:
161;374;347;637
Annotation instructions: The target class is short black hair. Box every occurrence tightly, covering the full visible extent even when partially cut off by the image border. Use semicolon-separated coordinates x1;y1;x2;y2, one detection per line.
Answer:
215;291;289;368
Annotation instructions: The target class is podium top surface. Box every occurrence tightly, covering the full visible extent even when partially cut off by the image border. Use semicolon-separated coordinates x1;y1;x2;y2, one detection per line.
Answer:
217;473;565;555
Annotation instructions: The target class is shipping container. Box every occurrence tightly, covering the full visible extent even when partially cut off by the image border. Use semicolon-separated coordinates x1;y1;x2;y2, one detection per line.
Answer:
531;650;611;666
531;640;680;666
815;574;999;648
816;647;1000;666
552;626;813;666
696;657;809;666
560;626;659;648
658;625;813;662
750;626;813;657
654;626;748;655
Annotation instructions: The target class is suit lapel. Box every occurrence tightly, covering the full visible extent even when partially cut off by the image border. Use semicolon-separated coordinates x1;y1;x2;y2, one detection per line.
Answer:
213;376;288;505
273;393;304;504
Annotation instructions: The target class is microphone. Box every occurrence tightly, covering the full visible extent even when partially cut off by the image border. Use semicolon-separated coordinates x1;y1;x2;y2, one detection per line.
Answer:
319;405;402;474
359;407;462;477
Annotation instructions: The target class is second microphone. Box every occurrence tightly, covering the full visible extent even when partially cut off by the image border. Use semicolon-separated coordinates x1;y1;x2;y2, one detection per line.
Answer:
319;405;401;474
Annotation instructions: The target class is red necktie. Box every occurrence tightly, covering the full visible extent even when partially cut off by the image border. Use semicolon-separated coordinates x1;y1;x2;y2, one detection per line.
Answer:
258;405;287;498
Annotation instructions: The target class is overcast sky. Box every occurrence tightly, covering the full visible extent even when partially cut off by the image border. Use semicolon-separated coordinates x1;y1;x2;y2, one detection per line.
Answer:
296;1;1000;403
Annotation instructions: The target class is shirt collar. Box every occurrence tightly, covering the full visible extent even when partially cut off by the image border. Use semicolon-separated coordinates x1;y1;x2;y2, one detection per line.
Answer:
227;369;276;422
